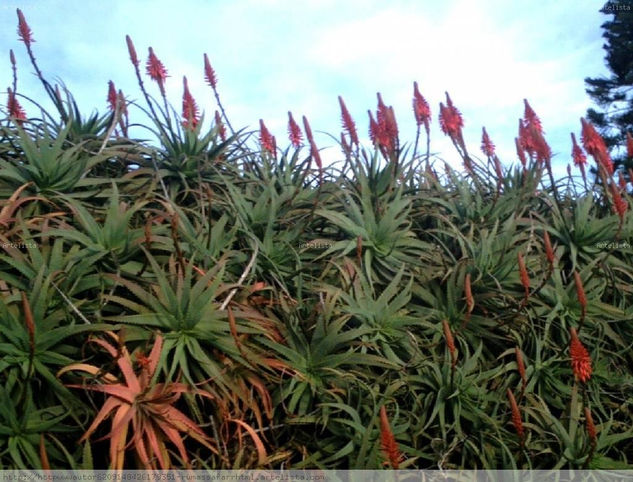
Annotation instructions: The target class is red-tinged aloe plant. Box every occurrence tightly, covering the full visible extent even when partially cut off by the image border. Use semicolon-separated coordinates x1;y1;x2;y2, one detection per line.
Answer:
58;331;218;469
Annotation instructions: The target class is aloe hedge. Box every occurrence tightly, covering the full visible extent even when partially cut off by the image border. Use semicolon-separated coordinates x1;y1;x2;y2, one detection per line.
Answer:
1;9;632;470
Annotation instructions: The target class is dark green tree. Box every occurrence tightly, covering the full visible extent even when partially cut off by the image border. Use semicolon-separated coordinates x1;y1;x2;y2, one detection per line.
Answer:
585;1;633;177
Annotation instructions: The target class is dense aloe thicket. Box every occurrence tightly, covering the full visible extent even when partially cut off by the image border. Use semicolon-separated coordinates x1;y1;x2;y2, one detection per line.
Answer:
1;9;633;470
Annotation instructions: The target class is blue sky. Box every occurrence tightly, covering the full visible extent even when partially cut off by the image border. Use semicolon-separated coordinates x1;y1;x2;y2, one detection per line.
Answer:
1;0;611;176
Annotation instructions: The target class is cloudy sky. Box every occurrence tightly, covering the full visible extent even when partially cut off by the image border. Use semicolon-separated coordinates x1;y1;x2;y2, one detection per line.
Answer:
0;0;612;176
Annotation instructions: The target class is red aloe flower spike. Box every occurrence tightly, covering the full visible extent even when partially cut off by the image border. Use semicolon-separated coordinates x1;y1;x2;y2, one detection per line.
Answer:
303;115;314;144
181;76;199;130
215;111;226;141
203;53;217;89
493;155;504;184
610;182;628;220
413;81;431;133
21;292;36;359
439;92;464;140
570;327;592;383
311;141;323;173
518;252;530;302
442;320;457;368
117;90;128;116
581;118;614;175
543;231;555;267
117;90;129;136
287;111;302;147
7;87;26;121
259;119;275;153
515;346;527;391
627;131;633;159
515;137;527;169
375;93;396;154
303;116;323;182
530;124;552;166
571;132;587;167
585;407;597;447
386;106;399;147
146;47;168;94
518;119;537;158
16;9;34;47
464;273;474;317
379;406;402;469
506;388;525;445
338;96;359;146
10;50;16;67
481;127;495;157
523;99;542;133
125;35;139;67
107;81;117;111
377;92;387;114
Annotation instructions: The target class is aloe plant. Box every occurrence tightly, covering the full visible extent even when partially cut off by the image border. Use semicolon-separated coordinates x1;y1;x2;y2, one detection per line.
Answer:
58;331;217;469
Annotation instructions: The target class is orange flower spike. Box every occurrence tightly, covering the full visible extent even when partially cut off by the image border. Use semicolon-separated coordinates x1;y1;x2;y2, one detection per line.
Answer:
570;327;592;383
584;407;597;446
16;9;34;47
338;95;359;146
21;292;36;357
439;92;464;140
214;110;226;141
125;35;139;67
181;76;200;130
481;127;495;157
442;320;457;367
203;53;217;89
523;99;542;133
412;81;431;134
610;182;628;221
571;132;587;168
573;270;587;321
287;111;303;148
259;119;275;153
379;406;402;469
146;47;168;95
303;116;323;181
518;119;536;158
543;231;555;267
506;388;525;445
464;273;474;316
515;346;527;389
7;88;26;121
518;252;530;301
107;81;117;111
581;118;614;175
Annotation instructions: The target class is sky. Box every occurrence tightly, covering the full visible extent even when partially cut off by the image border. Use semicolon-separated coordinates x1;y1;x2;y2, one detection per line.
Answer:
0;0;613;178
